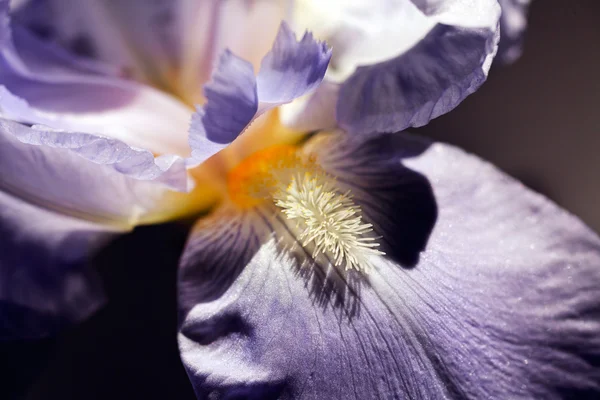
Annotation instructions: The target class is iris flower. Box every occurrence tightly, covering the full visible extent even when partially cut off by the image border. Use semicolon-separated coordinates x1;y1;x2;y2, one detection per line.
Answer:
2;0;599;398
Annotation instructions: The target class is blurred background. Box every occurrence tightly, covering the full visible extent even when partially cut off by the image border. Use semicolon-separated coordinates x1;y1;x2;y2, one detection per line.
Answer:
2;1;599;399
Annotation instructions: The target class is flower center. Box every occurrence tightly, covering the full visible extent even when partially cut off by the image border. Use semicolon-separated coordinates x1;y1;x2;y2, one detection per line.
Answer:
227;145;383;271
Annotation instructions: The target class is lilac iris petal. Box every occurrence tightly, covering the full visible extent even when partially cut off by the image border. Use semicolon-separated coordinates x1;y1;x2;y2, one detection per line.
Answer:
0;1;199;338
12;0;291;101
497;0;532;64
1;6;193;156
256;23;331;109
0;113;189;338
286;0;500;136
11;0;194;84
338;24;497;136
178;133;600;399
0;113;188;191
188;22;331;165
10;23;121;77
188;50;257;163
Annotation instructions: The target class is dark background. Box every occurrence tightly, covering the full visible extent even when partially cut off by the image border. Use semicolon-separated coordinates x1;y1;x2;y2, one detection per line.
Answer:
2;1;600;399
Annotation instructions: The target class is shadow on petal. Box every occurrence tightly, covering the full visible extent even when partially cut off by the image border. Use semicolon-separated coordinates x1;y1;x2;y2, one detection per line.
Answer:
270;221;367;320
179;132;439;330
178;210;269;316
307;131;438;267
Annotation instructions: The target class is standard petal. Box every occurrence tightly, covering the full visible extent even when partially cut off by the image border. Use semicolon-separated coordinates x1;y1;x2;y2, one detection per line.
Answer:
188;23;331;165
256;22;331;109
1;16;193;156
497;0;532;64
291;0;500;136
188;50;258;164
0;118;188;338
178;132;600;399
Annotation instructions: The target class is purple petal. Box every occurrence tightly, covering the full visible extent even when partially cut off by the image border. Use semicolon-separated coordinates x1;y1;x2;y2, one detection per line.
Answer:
256;22;331;107
178;133;600;398
0;117;188;338
497;0;532;64
0;0;8;44
9;23;121;77
11;0;187;84
337;24;498;135
188;22;330;165
188;50;257;163
1;112;188;192
290;0;500;136
12;0;291;102
0;12;193;156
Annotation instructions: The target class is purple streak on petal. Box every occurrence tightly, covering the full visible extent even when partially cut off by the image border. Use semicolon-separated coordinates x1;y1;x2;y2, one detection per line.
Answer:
10;0;180;82
188;23;331;165
178;132;600;398
13;0;293;105
497;0;532;64
0;0;8;45
10;24;121;77
256;21;331;107
178;210;266;313
338;24;498;136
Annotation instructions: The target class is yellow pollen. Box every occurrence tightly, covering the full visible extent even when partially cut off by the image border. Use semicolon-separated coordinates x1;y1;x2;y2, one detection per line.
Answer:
227;145;383;271
227;145;306;208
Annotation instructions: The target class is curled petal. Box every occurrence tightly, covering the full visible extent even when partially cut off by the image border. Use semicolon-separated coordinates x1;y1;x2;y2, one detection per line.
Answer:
188;22;331;165
497;0;532;64
1;12;193;156
337;24;497;136
0;117;187;338
0;115;190;225
178;132;600;398
291;0;500;136
188;50;258;164
256;23;331;108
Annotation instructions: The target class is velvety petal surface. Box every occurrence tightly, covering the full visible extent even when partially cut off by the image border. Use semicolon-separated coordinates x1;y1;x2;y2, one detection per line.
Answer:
0;115;188;339
290;0;500;136
178;132;600;399
497;0;532;63
1;5;193;156
188;22;331;165
12;0;290;103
